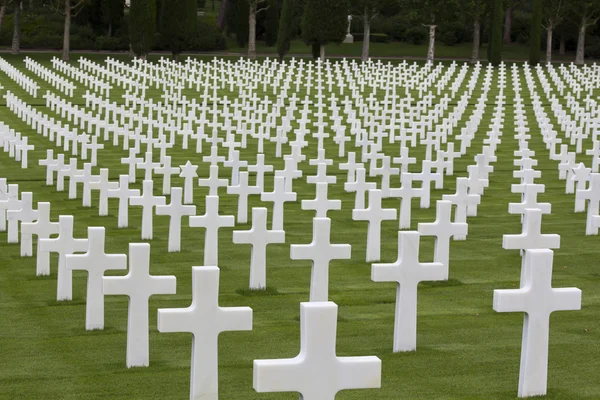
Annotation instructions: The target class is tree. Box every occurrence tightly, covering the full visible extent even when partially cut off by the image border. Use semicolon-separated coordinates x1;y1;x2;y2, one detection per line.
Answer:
404;0;458;63
50;0;90;61
11;0;20;54
101;0;124;36
217;0;228;28
276;0;294;60
227;0;249;47
488;0;504;65
542;0;567;63
264;0;279;47
503;7;512;44
302;0;349;59
351;0;398;62
160;0;197;60
0;0;11;35
572;0;600;64
529;0;543;64
464;0;487;63
129;0;155;59
246;0;268;58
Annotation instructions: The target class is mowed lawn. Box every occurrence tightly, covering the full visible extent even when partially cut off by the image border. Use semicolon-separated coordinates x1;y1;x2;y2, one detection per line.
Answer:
0;53;598;399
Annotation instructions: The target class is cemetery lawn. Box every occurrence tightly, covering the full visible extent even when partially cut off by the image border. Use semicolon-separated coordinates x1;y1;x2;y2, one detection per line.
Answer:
0;53;599;399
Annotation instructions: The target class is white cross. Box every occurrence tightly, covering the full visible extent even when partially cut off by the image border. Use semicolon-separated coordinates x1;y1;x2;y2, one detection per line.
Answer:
392;146;416;173
577;173;600;235
227;171;261;224
0;184;21;232
301;182;342;218
21;202;59;275
39;215;89;301
290;218;351;302
389;172;423;229
156;187;196;252
413;161;442;209
89;168;118;216
198;164;229;196
508;184;551;219
189;195;235;265
442;177;480;239
136;152;160;181
155;156;181;195
233;207;285;290
261;176;297;231
158;266;252;400
307;162;337;185
344;167;376;210
493;249;581;398
39;149;59;185
7;191;38;244
372;231;445;352
107;175;140;228
66;227;127;330
247;153;273;191
104;243;177;367
74;163;100;207
418;200;467;279
121;149;143;183
203;144;226;166
352;189;397;262
253;301;381;399
130;180;167;240
503;208;560;284
339;152;362;183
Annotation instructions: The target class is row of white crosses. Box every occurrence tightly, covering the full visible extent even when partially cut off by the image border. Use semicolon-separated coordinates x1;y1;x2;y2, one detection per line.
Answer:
0;56;40;97
25;57;76;97
489;69;583;399
0;122;35;168
524;62;600;235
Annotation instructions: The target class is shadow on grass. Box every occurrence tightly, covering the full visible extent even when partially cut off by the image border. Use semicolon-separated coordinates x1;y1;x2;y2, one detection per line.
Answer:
235;286;280;297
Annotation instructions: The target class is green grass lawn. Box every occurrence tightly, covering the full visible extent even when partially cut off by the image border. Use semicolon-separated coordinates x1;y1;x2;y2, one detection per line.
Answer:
0;53;598;399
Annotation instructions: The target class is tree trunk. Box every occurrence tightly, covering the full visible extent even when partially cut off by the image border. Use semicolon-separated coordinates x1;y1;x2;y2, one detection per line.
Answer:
471;17;480;63
248;1;256;58
320;44;325;60
546;26;553;63
217;0;228;29
62;0;71;61
0;0;7;35
361;8;370;62
426;25;437;63
576;21;586;65
11;0;21;55
503;7;512;44
559;37;566;55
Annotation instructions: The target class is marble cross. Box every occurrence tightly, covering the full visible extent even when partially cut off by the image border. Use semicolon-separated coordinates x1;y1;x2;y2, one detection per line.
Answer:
261;176;297;231
493;249;581;398
301;182;342;218
372;231;445;352
158;267;252;400
189;195;235;266
227;171;261;224
352;189;397;262
107;175;140;228
66;227;127;330
290;218;351;301
130;180;167;240
233;207;285;290
21;202;59;275
156;187;196;252
7;192;38;244
104;243;177;367
417;200;467;280
253;302;381;400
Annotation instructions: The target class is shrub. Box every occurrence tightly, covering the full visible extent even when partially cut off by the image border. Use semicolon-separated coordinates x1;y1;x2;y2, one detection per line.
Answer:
405;26;427;45
378;15;409;42
95;35;128;51
440;30;458;46
189;19;227;51
585;36;600;59
352;33;390;43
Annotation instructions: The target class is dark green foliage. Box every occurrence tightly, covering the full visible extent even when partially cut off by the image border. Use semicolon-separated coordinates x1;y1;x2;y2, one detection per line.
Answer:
101;0;125;36
353;32;390;43
160;0;198;57
130;0;156;57
276;0;293;59
488;0;504;65
529;0;542;64
302;0;349;56
226;0;249;47
405;26;427;45
264;0;279;47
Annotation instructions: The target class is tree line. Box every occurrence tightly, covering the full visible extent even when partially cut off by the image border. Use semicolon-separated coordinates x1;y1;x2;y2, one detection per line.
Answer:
0;0;599;64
